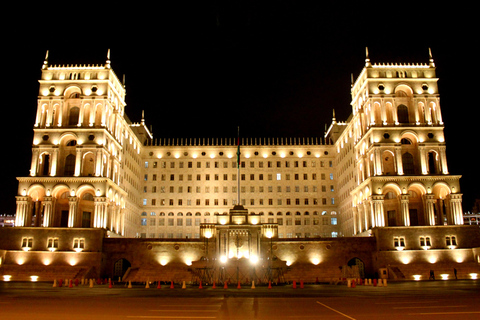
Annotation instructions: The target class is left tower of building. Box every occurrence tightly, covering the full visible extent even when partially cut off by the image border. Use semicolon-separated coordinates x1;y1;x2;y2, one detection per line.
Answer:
15;51;147;237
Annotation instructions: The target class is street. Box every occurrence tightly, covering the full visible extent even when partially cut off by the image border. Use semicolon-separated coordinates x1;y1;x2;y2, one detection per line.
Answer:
0;280;479;319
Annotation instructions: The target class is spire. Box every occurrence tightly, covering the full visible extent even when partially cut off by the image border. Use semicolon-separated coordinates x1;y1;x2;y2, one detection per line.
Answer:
429;48;435;67
141;110;145;125
332;109;337;124
106;49;111;69
350;73;354;88
365;47;371;67
42;50;49;69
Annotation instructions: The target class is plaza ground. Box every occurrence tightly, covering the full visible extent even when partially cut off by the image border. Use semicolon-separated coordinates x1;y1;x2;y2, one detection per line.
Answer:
0;280;479;319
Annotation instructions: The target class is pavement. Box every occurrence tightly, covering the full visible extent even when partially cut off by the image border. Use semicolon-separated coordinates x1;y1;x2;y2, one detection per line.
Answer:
0;280;479;319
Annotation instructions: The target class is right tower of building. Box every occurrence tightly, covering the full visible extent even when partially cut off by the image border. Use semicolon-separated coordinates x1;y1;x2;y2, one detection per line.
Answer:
329;49;463;237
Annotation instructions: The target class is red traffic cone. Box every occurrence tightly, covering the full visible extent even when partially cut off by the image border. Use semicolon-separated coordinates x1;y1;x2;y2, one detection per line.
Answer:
170;281;174;289
69;280;73;288
293;280;297;289
157;281;161;289
352;280;356;288
224;281;228;289
212;281;216;289
300;280;304;289
109;279;112;288
58;279;63;287
75;279;79;286
268;280;272;289
237;281;241;289
199;281;203;289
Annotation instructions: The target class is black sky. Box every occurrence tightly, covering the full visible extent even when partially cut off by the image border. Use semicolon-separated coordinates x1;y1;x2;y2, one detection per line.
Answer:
2;3;478;214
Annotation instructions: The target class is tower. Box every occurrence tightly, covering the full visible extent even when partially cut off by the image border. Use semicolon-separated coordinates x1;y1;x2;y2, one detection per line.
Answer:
15;51;147;237
333;49;462;235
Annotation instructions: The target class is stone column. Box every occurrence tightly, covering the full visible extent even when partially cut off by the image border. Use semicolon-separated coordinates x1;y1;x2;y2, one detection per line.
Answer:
68;196;78;228
400;194;410;226
352;206;358;234
30;149;39;176
15;196;30;227
448;194;463;225
74;148;82;177
50;147;58;176
371;195;385;227
43;196;53;227
424;194;436;226
395;147;403;175
93;197;108;228
439;146;449;174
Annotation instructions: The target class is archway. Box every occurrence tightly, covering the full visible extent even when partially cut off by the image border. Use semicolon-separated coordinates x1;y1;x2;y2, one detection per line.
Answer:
347;257;365;279
113;258;131;280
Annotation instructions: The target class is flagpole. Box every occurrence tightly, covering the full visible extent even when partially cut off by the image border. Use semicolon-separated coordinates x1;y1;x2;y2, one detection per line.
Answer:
237;126;241;206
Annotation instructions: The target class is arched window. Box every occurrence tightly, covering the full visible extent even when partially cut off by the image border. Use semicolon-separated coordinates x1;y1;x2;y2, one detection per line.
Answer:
64;154;76;176
402;152;415;175
397;105;409;123
428;151;438;174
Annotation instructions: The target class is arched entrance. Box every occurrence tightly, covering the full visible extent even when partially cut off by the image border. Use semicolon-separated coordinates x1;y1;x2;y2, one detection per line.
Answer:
113;258;131;280
347;257;365;279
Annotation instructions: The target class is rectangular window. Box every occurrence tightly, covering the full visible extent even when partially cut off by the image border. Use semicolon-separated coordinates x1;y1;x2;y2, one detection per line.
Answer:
47;238;58;251
141;218;147;226
331;217;337;225
73;238;85;251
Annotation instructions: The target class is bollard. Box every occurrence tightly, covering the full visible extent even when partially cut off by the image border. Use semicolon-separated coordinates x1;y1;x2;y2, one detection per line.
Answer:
368;279;372;286
224;281;228;289
53;279;57;287
347;279;351;287
89;279;93;288
293;280;297;289
300;280;304;289
351;280;356;288
69;279;73;288
237;281;241;289
378;279;383;287
128;281;132;289
373;279;377;287
212;281;216;289
384;279;387;287
199;281;203;289
109;279;112;288
251;281;255;289
268;280;272;289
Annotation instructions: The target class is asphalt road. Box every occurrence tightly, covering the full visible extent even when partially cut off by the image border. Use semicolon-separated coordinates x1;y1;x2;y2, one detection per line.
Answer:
1;280;479;319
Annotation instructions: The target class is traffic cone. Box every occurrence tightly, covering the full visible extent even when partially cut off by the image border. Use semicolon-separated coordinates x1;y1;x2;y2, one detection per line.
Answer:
237;281;241;289
53;279;57;287
157;281;161;289
58;279;63;287
182;281;186;289
128;281;132;288
373;279;377;287
351;280;356;288
69;279;73;288
224;281;228;289
300;280;304;289
293;280;297;289
251;281;255;289
109;279;112;288
268;280;272;289
171;281;175;289
199;281;203;289
145;281;150;289
212;281;216;289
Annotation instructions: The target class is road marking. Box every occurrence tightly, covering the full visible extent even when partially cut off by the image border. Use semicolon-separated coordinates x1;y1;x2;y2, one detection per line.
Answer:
394;305;467;309
408;311;480;315
316;301;357;320
376;301;438;304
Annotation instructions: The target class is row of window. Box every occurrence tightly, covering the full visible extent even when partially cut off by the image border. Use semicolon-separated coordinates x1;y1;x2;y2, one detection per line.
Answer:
141;217;337;227
145;160;334;169
144;185;334;194
142;210;337;216
143;197;336;206
138;231;339;239
393;235;457;249
21;237;85;251
144;173;334;182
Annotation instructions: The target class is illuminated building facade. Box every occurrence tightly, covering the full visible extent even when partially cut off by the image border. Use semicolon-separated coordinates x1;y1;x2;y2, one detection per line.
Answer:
2;50;479;283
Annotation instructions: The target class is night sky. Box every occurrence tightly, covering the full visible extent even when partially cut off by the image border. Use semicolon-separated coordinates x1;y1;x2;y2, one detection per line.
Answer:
2;3;478;215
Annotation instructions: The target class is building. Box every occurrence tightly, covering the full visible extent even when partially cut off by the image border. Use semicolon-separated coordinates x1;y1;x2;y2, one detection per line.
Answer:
1;50;479;284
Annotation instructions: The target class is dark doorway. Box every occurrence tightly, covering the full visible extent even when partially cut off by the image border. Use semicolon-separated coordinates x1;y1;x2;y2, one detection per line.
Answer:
113;259;131;280
82;211;91;228
409;209;419;226
347;257;365;279
60;210;69;227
